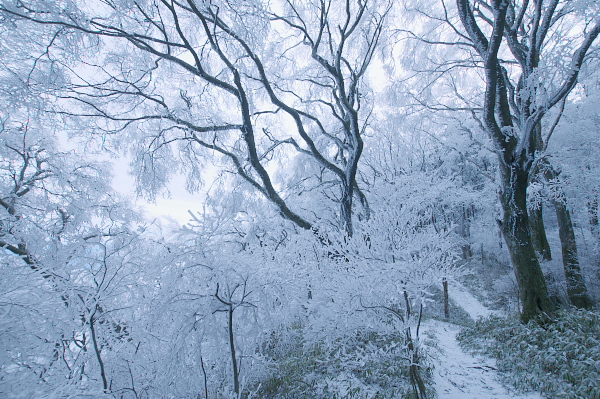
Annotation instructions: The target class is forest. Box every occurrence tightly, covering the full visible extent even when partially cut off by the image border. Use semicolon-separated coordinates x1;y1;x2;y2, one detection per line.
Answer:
0;0;599;398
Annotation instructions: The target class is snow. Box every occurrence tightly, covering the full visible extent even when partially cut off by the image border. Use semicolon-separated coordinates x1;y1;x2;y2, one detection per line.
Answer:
423;282;543;399
448;281;495;320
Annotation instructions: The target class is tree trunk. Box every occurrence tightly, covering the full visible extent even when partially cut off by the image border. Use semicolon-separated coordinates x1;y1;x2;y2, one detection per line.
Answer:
553;198;593;309
90;309;109;392
404;293;428;399
340;183;354;237
528;127;551;262
541;161;593;309
407;328;428;399
588;194;599;239
457;205;473;259
528;205;552;261
443;278;449;319
227;305;240;395
499;166;554;322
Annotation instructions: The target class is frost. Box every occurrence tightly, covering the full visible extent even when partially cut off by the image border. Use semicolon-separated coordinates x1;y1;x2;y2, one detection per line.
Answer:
1;0;600;398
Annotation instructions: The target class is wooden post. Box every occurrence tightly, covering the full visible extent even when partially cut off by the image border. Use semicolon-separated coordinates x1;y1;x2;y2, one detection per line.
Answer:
443;278;449;319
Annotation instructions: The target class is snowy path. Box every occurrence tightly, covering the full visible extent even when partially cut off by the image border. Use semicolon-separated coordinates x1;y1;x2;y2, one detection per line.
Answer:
422;282;542;399
447;281;494;319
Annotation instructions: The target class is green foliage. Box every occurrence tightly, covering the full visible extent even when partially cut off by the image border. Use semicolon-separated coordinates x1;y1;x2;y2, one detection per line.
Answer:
457;309;600;398
253;326;434;399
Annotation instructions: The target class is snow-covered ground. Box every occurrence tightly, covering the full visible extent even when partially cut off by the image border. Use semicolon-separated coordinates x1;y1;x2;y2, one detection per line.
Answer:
423;282;543;399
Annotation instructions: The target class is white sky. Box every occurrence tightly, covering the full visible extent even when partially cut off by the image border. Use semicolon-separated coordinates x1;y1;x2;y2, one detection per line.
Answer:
110;156;203;226
57;131;199;226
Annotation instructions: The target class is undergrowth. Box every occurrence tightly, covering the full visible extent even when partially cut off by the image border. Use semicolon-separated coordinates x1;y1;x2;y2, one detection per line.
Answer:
457;308;600;399
253;326;434;399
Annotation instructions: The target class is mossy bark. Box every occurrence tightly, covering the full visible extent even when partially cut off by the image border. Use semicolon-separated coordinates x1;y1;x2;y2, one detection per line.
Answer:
499;166;555;322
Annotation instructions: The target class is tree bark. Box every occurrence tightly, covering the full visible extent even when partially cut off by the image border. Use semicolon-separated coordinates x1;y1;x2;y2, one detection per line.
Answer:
457;205;473;259
341;183;355;237
540;161;593;309
528;131;552;262
499;166;555;322
588;194;599;239
227;305;240;395
90;309;109;392
529;205;552;261
552;198;593;309
443;278;450;319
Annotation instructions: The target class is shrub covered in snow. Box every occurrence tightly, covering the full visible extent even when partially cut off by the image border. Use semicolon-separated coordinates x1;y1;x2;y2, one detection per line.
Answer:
457;309;600;398
254;326;434;399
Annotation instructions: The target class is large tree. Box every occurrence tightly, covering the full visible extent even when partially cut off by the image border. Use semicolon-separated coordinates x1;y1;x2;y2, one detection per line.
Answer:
449;0;599;320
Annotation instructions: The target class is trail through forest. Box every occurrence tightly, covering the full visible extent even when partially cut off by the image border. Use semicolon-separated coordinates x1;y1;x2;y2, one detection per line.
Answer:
424;283;543;398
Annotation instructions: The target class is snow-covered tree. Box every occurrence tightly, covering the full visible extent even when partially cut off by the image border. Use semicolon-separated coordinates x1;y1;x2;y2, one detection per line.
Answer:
399;0;600;320
0;0;396;235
